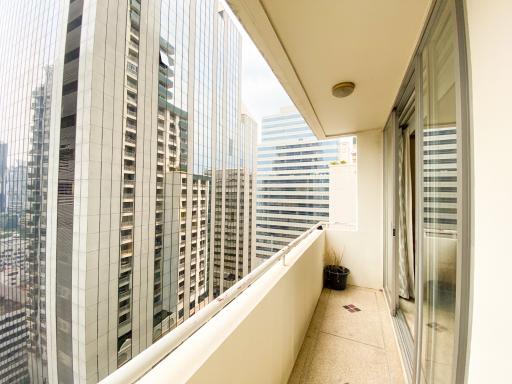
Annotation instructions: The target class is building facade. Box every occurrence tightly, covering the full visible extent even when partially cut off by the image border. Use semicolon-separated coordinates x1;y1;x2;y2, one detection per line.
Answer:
0;143;6;213
0;0;254;383
0;303;29;382
211;111;257;296
255;108;347;261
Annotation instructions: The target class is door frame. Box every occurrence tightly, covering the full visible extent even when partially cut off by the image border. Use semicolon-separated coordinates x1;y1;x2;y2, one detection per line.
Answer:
397;82;419;382
382;110;398;315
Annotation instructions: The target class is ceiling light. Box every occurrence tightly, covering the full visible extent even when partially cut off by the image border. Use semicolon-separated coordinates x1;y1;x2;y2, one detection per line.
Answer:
332;82;355;98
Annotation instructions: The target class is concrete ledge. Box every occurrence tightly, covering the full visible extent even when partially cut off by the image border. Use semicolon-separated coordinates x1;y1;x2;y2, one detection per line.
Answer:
139;229;325;383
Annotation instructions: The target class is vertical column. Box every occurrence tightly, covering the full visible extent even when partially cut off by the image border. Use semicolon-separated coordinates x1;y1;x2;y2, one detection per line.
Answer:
107;0;128;375
183;0;197;321
208;0;219;302
46;1;69;381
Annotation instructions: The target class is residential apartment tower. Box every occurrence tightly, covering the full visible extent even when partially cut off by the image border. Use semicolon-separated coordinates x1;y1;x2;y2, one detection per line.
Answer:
0;0;254;383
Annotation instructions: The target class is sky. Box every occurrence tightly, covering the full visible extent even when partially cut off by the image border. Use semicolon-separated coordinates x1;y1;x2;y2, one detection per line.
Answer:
222;2;293;130
240;31;293;124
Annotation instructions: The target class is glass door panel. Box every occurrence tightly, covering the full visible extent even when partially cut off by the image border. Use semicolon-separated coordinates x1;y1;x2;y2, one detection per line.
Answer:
419;2;458;382
398;107;417;340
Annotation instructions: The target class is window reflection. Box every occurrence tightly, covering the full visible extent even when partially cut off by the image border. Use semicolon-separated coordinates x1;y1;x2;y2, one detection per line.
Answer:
420;2;458;382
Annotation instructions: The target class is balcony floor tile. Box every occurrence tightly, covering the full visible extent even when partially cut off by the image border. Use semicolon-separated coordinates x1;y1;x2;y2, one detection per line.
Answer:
289;286;405;384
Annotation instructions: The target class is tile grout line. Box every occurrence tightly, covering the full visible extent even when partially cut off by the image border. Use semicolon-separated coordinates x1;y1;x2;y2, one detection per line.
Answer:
323;287;386;350
319;288;388;351
299;289;330;384
318;329;386;351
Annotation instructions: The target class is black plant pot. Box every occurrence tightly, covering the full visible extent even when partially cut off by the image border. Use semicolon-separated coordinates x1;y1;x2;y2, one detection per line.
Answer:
324;265;350;290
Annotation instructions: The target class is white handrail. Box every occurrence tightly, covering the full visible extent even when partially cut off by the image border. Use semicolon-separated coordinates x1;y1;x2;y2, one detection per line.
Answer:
100;221;326;384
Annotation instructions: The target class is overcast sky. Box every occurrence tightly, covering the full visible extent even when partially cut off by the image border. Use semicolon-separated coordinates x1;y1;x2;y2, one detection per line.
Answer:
222;3;293;131
240;31;293;124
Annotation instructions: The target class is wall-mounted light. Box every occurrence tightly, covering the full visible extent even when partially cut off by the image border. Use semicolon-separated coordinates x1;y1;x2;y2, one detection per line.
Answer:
332;82;355;98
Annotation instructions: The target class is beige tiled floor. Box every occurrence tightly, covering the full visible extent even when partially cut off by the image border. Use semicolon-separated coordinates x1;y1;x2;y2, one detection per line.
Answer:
288;286;406;384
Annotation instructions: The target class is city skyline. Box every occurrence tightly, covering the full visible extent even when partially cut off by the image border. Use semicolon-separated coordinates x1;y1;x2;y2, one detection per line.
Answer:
0;0;498;383
0;1;259;382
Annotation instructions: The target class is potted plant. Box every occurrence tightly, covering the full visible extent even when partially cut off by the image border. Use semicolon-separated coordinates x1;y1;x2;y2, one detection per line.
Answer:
324;247;350;290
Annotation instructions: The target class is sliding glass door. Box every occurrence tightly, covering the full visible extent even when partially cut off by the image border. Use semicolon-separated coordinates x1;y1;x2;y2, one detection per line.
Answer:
398;102;417;341
383;1;469;383
418;2;460;382
384;81;418;380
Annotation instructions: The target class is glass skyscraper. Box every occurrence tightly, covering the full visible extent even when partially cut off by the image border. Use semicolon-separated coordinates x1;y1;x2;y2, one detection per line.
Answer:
0;0;255;382
255;107;344;261
212;111;257;296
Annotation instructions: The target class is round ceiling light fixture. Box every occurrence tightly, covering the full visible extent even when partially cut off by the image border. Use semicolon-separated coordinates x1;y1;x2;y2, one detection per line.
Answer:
332;81;355;98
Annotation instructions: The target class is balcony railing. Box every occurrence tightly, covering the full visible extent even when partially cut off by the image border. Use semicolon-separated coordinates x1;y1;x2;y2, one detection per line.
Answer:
124;148;136;158
121;218;134;227
127;61;138;76
101;222;326;383
119;275;130;286
124;164;136;172
120;234;132;243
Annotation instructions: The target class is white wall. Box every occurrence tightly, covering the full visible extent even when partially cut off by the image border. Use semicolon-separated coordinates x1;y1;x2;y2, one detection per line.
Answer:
138;230;326;384
329;164;357;228
465;1;512;382
326;129;383;290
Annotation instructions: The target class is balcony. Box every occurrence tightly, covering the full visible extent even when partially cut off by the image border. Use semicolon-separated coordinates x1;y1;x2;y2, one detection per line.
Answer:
126;76;138;92
130;11;140;31
124;133;136;145
127;61;138;77
123;163;136;173
123;190;135;199
124;148;136;159
120;233;132;244
120;259;132;273
120;248;133;258
120;217;134;228
0;0;505;381
288;285;403;384
129;0;140;14
118;318;132;336
118;288;131;301
129;41;139;54
119;274;130;287
102;212;397;384
125;118;137;131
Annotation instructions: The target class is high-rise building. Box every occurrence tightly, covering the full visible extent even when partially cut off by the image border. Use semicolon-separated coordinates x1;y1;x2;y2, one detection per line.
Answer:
0;300;29;382
240;112;257;280
0;0;254;383
0;143;7;213
422;126;457;233
255;107;343;261
211;111;257;296
26;65;54;383
6;163;28;217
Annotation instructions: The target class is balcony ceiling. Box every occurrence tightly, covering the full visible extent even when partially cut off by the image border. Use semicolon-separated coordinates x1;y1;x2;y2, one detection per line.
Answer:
227;0;432;138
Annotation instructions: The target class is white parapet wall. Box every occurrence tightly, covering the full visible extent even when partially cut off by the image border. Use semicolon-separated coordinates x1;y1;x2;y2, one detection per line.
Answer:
329;163;357;228
137;229;326;384
465;0;512;382
326;129;383;290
